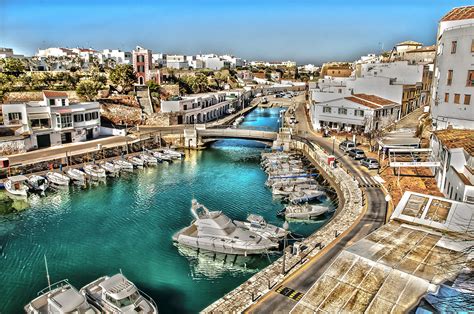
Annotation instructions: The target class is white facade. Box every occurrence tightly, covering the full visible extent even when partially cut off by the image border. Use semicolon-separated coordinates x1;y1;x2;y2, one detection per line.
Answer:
36;47;77;58
204;57;230;70
1;91;101;150
101;49;132;64
310;94;401;132
220;55;243;68
430;129;474;203
359;61;424;85
431;9;474;130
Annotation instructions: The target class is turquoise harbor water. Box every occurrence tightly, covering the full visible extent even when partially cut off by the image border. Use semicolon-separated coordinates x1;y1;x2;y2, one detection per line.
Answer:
0;107;335;313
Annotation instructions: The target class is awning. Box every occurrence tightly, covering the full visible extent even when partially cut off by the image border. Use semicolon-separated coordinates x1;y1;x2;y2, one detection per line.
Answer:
28;113;50;120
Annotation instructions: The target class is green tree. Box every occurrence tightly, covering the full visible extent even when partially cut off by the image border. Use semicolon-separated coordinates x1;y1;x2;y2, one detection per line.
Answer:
109;64;136;93
0;58;26;76
213;71;229;89
76;80;102;101
146;80;161;94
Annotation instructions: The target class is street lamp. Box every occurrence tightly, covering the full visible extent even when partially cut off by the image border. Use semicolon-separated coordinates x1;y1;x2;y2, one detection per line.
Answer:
331;136;336;156
384;194;392;223
281;221;289;275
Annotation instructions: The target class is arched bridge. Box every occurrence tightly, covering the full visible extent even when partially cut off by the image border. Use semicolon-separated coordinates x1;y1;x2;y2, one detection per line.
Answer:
184;126;278;147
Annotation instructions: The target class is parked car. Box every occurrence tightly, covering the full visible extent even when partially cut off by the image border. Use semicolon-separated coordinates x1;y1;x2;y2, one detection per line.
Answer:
348;149;366;160
339;141;356;153
360;158;380;169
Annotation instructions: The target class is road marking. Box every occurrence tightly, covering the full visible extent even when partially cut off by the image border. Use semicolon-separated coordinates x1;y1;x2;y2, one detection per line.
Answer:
274;286;305;301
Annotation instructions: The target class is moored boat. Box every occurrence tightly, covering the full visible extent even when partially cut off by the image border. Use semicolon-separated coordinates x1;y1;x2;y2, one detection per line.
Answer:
24;279;100;314
162;148;184;159
80;273;158;313
139;153;158;166
100;161;121;177
4;175;29;199
234;214;287;241
152;151;172;162
46;172;70;187
288;190;326;204
83;164;106;181
66;168;87;185
173;200;279;255
26;175;49;195
113;159;134;172
127;156;144;169
279;203;330;220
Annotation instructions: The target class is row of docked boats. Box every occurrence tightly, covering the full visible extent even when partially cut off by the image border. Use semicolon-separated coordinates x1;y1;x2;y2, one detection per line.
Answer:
173;199;287;256
25;273;158;313
2;149;184;199
261;152;330;220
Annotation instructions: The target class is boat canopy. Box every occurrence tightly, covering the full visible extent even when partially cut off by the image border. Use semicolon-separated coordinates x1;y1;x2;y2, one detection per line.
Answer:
8;175;28;182
48;286;87;313
99;274;138;300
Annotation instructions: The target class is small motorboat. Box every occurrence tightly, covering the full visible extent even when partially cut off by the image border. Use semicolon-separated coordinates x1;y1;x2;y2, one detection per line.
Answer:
25;279;100;314
46;172;70;187
152;151;172;162
162;148;184;159
127;156;144;168
279;204;330;220
83;164;106;181
173;200;279;255
139;153;158;166
66;168;86;185
234;214;287;241
113;159;134;172
288;190;326;204
80;273;158;313
4;175;29;199
99;161;121;177
26;175;49;195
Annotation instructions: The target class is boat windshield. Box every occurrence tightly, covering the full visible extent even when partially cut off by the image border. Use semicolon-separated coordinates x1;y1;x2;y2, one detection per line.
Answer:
115;291;140;308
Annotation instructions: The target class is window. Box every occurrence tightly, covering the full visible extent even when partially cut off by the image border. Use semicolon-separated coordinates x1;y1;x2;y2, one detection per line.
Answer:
451;41;457;54
8;112;22;122
467;70;474;87
73;114;84;123
61;99;66;106
323;107;331;113
49;99;55;106
464;94;471;105
444;93;449;102
338;108;347;115
454;94;460;104
447;70;453;85
92;112;99;119
85;113;92;121
471;39;474;53
354;109;364;117
60;114;72;128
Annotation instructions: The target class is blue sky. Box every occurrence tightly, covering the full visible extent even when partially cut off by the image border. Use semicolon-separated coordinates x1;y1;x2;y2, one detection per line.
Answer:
0;0;472;64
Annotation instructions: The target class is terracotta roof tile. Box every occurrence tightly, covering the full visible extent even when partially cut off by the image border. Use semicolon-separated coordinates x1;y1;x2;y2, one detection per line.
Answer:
344;94;397;109
433;129;474;155
43;90;68;98
441;6;474;22
396;41;423;46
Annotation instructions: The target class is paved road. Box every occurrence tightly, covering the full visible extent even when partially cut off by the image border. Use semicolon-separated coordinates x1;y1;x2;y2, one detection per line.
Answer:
246;102;387;313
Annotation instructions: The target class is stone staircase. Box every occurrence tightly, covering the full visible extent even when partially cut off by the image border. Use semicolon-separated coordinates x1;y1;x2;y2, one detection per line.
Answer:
135;86;154;115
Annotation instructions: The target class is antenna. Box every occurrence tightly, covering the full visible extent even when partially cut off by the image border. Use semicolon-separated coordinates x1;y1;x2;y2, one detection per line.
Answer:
44;254;51;291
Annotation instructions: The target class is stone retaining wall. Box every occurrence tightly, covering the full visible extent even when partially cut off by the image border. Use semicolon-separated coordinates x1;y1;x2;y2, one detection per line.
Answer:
202;138;363;313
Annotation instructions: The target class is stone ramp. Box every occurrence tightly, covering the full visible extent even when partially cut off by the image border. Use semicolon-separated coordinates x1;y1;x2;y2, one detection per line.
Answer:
135;86;154;115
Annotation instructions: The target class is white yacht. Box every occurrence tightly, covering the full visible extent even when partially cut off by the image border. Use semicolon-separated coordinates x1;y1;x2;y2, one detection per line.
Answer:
4;175;29;199
280;204;330;220
173;200;279;255
152;152;172;162
100;161;121;177
139;153;158;166
83;164;107;181
26;175;49;195
113;159;134;172
80;273;158;314
127;156;144;169
234;214;287;241
24;279;100;314
288;190;325;204
46;172;70;187
161;148;184;159
66;168;87;185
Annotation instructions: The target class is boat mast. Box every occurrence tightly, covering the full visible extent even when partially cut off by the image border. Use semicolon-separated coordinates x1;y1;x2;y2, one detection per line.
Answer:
44;254;51;291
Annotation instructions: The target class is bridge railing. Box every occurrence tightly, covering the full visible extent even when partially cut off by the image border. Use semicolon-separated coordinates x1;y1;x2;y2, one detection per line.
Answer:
208;124;277;132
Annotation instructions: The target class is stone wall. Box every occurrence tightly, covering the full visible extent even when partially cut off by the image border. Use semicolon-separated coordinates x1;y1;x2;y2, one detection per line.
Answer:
203;138;363;313
0;137;28;155
3;91;80;103
145;112;179;126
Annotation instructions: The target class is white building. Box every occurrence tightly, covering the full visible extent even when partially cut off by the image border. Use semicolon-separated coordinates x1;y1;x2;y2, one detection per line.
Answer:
36;47;77;58
0;48;24;59
204;57;230;70
359;61;424;85
220;55;244;68
100;49;132;65
1;91;101;149
310;93;401;133
431;6;474;130
430;128;474;203
161;91;247;124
